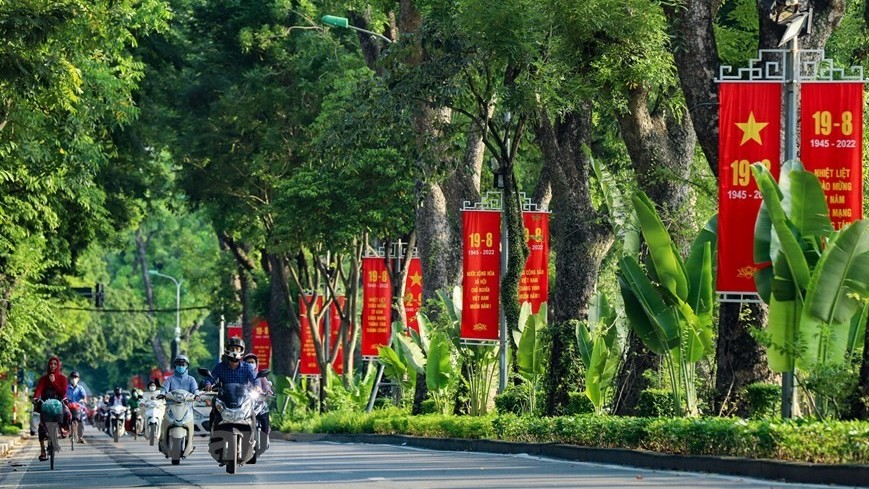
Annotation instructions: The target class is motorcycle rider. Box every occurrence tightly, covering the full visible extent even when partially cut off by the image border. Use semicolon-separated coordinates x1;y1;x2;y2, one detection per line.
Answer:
128;389;142;436
105;386;128;432
203;338;257;429
158;355;200;455
65;371;87;443
33;356;69;462
242;353;272;437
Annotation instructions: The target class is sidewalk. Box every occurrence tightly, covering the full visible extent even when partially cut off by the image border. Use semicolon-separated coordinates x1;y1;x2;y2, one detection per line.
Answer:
0;432;26;457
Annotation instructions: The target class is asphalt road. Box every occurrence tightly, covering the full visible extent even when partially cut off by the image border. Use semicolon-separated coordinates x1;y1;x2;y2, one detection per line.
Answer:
0;426;859;488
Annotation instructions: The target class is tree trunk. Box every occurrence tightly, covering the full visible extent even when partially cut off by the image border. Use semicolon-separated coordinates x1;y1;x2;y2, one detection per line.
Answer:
266;252;297;378
613;87;697;414
714;302;774;415
136;228;170;372
536;107;614;415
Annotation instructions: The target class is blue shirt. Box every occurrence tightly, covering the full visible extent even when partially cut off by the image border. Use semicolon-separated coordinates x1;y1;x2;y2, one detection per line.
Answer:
206;361;257;387
66;384;86;403
161;373;200;394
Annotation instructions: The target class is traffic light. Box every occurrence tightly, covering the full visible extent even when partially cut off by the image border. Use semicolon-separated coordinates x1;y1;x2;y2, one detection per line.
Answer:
95;283;105;308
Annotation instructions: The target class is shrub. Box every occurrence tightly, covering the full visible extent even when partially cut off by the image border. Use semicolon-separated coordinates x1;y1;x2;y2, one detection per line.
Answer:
744;383;780;419
419;399;438;415
564;392;594;415
1;425;19;436
0;380;15;426
494;383;531;415
636;388;675;417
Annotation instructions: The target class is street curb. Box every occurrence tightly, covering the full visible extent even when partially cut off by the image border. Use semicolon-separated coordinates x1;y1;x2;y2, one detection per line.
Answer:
0;433;25;457
282;432;868;487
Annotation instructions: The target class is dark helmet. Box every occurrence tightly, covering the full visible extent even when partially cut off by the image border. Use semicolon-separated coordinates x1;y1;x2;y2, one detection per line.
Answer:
173;354;189;366
70;371;80;379
113;386;121;395
224;337;245;361
242;353;257;364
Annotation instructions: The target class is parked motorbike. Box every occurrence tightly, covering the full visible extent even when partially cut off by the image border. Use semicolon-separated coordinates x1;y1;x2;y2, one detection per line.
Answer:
157;390;198;465
198;367;270;474
108;405;129;442
139;397;166;446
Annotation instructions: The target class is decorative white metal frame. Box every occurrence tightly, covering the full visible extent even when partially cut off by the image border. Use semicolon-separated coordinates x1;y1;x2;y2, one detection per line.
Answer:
718;292;763;304
462;191;503;211
717;49;865;83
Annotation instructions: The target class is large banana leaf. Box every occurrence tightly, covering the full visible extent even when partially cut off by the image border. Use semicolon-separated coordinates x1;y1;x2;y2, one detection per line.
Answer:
394;332;426;374
752;163;811;289
514;304;545;381
426;333;453;391
377;345;408;381
785;170;833;242
799;220;869;368
585;336;609;411
632;192;689;301
848;303;869;356
412;313;431;353
576;320;594;368
686;241;714;329
591;148;640;255
617;256;681;355
588;292;615;330
754;202;774;303
514;302;532;349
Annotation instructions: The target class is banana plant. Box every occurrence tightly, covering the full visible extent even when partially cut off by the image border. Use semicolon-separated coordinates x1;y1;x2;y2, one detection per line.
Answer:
752;161;869;377
617;191;717;416
512;302;547;414
576;292;623;414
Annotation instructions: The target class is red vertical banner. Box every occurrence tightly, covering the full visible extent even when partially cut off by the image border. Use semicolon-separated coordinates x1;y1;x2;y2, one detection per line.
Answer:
298;295;322;376
800;82;863;228
461;210;501;340
227;325;242;340
519;212;549;314
718;82;782;293
361;257;391;357
329;298;345;375
251;318;271;371
404;257;423;332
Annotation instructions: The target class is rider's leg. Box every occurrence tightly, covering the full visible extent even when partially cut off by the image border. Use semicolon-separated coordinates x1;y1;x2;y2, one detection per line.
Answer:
158;413;170;453
38;424;47;460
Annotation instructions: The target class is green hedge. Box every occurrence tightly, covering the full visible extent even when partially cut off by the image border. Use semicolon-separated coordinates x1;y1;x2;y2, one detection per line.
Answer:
282;411;869;465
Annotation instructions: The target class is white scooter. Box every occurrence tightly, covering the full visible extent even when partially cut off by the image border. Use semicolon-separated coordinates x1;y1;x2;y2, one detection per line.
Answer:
108;404;129;443
158;390;197;465
139;397;166;446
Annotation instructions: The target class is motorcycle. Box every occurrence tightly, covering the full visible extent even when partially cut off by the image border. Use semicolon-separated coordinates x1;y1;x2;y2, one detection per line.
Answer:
139;397;166;446
108;404;129;442
251;390;273;460
198;367;270;474
157;390;198;465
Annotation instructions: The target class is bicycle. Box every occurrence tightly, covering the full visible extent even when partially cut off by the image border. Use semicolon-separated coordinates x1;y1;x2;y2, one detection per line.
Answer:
39;399;64;470
68;402;83;450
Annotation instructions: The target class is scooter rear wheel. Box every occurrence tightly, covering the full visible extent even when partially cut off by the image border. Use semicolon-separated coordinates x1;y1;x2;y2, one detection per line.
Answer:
169;437;182;465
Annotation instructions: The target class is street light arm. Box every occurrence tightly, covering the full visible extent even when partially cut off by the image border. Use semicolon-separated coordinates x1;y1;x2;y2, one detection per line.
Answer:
321;15;393;44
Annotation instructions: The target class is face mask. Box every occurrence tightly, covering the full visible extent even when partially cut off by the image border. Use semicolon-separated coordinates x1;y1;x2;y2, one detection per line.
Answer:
71;379;78;386
149;385;156;392
174;365;188;375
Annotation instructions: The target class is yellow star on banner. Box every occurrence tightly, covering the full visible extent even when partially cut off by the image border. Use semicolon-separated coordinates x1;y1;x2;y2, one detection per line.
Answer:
409;272;422;287
735;112;769;146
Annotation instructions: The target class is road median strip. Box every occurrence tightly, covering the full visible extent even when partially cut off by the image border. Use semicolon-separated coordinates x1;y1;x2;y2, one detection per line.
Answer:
282;431;869;487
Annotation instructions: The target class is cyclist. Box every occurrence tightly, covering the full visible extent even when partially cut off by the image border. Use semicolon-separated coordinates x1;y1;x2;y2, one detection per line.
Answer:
65;371;87;443
33;356;69;461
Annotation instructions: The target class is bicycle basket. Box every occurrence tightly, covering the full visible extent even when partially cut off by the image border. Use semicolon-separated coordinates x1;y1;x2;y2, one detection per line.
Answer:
41;399;64;422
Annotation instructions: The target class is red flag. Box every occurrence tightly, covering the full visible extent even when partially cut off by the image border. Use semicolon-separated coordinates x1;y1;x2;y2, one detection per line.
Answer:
361;257;391;357
800;82;863;228
298;295;322;376
227;325;242;340
404;257;423;332
718;82;782;294
461;210;501;340
251;318;271;371
519;212;549;314
329;298;345;375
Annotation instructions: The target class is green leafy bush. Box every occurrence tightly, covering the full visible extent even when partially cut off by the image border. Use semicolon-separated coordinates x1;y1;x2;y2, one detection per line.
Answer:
636;388;676;417
282;410;869;464
419;399;438;415
1;425;19;436
494;383;531;415
0;380;15;426
565;391;594;415
744;383;780;419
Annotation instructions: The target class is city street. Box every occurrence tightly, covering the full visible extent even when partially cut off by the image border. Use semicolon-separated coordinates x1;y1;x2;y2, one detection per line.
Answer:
0;426;859;488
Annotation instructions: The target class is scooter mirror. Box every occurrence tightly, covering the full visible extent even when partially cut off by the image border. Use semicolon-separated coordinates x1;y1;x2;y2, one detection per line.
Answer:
197;367;212;378
255;369;271;379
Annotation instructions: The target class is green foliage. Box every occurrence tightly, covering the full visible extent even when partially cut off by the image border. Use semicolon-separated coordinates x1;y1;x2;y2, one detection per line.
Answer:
636;388;677;417
744;383;781;419
752;162;869;406
287;410;869;464
494;381;532;415
804;363;860;420
0;380;15;426
324;362;378;412
617;192;717;415
512;303;547;414
564;391;595;415
575;292;623;414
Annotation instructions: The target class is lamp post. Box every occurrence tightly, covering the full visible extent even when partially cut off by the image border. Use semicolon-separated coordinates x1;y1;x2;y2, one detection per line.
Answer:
148;270;182;360
321;15;393;44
